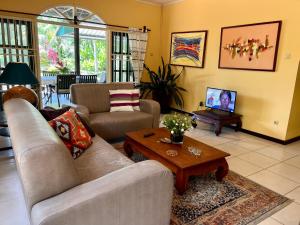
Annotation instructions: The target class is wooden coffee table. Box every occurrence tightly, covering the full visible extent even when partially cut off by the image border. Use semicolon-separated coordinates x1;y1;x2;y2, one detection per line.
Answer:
124;128;230;195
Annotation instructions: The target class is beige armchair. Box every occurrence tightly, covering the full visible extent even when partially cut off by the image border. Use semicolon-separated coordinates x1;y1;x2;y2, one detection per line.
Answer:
70;82;160;141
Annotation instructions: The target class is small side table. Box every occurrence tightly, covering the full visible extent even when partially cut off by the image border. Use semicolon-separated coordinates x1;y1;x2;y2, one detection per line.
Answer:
192;110;242;136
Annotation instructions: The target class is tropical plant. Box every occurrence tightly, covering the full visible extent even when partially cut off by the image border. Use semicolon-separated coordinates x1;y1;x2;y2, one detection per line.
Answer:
138;57;186;112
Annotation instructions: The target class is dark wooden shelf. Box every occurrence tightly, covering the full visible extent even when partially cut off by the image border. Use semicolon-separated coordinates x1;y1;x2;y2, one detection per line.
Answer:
192;109;242;136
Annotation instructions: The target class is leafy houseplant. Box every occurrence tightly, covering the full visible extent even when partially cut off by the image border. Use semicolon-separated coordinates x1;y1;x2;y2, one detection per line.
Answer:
163;113;192;143
138;58;186;113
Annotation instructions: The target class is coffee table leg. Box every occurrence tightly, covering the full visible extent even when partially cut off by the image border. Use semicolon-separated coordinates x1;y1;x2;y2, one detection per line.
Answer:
124;140;133;157
175;170;188;195
215;158;229;181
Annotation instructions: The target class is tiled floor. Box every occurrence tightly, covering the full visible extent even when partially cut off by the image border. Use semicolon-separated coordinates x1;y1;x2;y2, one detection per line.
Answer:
0;121;299;225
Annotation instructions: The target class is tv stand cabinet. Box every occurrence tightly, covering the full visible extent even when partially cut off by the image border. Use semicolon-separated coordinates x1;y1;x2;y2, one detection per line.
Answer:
192;110;242;136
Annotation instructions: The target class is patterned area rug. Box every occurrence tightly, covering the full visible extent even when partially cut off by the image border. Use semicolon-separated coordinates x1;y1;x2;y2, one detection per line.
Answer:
112;143;291;225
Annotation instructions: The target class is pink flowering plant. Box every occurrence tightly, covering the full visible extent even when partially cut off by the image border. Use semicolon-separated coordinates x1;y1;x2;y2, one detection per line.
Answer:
162;113;192;136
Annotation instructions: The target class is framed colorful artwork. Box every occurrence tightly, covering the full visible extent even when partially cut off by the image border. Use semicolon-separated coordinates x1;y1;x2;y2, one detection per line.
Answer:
218;21;282;71
170;30;208;68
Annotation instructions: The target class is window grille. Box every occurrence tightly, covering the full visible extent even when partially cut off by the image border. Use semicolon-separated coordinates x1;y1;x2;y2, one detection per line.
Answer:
0;17;35;73
111;32;134;82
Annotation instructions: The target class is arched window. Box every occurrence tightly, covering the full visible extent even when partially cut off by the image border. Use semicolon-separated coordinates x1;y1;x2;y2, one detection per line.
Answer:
40;6;105;26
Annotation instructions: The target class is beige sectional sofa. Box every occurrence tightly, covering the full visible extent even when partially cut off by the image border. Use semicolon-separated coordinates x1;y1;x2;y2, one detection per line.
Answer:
5;99;173;225
70;82;160;141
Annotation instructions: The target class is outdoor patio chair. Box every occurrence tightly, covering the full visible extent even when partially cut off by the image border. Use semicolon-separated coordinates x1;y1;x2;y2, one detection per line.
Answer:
56;74;76;107
42;71;58;104
78;74;97;83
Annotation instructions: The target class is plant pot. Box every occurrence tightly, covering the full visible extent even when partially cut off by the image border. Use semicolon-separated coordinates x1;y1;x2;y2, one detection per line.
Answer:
170;133;184;143
152;90;171;114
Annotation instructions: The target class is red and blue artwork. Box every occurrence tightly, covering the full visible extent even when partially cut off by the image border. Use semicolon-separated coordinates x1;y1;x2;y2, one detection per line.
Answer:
172;37;202;62
170;31;207;68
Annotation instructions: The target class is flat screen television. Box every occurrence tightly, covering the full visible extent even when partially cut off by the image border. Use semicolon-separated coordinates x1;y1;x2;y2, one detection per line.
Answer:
205;87;237;113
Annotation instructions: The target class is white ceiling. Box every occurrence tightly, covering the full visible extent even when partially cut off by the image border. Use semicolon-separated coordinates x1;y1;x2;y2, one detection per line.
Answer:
137;0;182;5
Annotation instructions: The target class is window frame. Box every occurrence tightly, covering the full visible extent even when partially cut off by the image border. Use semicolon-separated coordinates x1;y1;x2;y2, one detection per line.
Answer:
111;31;134;82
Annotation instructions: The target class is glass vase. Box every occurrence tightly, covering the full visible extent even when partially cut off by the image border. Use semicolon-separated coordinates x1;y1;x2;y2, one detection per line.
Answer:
170;133;184;143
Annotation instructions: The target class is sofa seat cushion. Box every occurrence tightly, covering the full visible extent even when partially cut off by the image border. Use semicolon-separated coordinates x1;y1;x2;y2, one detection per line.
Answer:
74;135;133;183
89;111;153;140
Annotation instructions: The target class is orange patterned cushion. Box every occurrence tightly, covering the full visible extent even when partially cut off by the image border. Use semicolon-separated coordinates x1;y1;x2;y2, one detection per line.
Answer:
49;109;92;159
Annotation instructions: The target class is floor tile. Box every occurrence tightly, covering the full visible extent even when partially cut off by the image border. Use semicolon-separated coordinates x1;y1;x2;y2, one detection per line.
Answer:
268;163;300;183
0;178;23;203
286;187;300;204
242;135;275;147
185;129;211;138
193;134;232;146
256;146;298;161
284;156;300;169
238;152;279;169
0;197;30;225
248;170;299;195
218;132;244;141
283;142;300;155
227;157;263;176
0;162;18;181
272;202;300;225
215;141;250;156
258;217;283;225
229;139;267;151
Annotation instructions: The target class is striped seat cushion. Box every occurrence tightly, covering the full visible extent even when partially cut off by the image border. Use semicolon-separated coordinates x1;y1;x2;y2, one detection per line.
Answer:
109;89;140;112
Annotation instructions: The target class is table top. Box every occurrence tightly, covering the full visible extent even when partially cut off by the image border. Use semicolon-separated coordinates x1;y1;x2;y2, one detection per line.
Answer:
125;127;230;169
193;110;242;119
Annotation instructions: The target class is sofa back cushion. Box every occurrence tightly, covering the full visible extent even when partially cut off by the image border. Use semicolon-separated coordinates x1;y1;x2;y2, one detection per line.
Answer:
109;89;140;112
71;83;134;113
4;99;80;211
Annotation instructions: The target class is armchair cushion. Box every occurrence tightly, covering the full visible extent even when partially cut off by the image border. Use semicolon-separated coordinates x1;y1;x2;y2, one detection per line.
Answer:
71;83;134;113
90;111;153;140
49;109;92;159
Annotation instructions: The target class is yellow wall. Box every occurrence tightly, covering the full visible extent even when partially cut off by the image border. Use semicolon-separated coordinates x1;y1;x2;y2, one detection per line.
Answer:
286;62;300;140
0;0;162;76
161;0;300;140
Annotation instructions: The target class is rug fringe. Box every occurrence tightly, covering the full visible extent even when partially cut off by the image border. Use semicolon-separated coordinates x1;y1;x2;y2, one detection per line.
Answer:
247;199;292;225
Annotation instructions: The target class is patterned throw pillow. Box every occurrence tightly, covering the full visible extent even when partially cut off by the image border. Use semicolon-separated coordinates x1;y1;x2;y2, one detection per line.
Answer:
109;89;140;112
40;106;95;137
49;109;92;159
40;106;71;121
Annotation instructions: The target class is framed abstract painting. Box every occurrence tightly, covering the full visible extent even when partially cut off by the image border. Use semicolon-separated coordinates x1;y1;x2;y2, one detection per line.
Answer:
218;21;282;71
170;30;208;68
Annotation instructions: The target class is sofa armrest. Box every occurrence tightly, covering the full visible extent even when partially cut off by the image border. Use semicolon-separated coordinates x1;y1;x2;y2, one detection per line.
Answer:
62;103;90;121
31;160;174;225
140;99;160;128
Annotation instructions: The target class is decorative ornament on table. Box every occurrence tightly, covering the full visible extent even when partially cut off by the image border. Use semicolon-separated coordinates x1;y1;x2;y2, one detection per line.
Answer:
162;113;192;144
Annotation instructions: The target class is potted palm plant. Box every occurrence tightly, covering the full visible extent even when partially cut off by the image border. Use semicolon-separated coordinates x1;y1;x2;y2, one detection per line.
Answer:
138;58;186;113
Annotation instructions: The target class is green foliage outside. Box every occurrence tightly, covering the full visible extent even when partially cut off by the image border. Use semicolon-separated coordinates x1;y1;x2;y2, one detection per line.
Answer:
38;23;106;74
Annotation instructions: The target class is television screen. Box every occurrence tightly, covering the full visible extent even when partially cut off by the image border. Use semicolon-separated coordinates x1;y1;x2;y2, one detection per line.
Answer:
205;87;237;112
